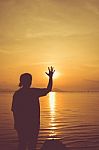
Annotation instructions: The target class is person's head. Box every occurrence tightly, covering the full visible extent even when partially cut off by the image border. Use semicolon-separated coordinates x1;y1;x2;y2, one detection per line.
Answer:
19;73;32;88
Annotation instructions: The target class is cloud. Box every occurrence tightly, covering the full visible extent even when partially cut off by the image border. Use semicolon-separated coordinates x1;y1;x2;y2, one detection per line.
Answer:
85;1;99;15
0;49;11;54
0;0;13;2
85;79;99;83
21;30;99;44
0;48;27;54
29;61;57;66
0;0;15;5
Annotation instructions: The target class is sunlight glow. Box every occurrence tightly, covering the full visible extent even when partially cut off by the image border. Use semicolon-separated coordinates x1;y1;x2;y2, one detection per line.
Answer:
53;71;60;79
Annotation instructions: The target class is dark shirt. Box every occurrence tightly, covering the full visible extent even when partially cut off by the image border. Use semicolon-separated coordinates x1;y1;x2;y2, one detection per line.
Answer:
11;88;48;130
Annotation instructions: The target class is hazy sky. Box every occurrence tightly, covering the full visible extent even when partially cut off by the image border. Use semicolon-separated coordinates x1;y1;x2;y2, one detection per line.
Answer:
0;0;99;91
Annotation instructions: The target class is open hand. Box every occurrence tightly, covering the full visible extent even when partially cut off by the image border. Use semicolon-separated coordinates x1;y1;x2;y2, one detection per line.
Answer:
45;66;55;78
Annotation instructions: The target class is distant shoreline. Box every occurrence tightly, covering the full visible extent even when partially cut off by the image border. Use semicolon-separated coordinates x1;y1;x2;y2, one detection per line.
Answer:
53;90;99;93
0;90;99;93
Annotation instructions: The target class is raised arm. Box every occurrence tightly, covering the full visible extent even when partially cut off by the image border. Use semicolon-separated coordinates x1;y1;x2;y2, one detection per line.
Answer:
36;66;55;97
45;66;55;92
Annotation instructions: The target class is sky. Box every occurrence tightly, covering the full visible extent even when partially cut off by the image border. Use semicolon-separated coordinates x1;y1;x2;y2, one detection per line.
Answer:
0;0;99;91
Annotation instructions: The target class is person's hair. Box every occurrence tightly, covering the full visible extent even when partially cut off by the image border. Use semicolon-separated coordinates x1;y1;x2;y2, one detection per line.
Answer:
19;73;32;87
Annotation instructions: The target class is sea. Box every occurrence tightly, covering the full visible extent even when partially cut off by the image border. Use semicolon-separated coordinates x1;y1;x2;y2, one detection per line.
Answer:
0;91;99;150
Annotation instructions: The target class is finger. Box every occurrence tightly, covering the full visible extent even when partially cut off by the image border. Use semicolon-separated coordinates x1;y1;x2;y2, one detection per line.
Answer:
48;67;50;71
51;66;53;71
52;67;54;71
45;72;49;76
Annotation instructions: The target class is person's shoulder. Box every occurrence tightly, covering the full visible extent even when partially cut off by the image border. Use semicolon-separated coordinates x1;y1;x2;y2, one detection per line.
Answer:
30;87;45;94
13;88;21;97
30;87;40;92
30;87;46;91
28;88;39;96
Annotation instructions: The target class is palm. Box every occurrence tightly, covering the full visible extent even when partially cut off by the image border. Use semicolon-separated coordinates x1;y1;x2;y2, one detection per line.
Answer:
45;66;55;78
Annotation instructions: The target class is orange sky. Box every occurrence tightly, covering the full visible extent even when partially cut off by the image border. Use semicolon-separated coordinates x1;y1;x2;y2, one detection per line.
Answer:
0;0;99;91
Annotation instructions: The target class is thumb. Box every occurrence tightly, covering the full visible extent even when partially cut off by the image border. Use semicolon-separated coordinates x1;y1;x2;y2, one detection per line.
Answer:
45;72;49;76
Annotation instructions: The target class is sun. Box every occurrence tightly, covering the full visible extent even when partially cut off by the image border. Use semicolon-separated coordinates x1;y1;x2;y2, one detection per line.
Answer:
53;71;60;79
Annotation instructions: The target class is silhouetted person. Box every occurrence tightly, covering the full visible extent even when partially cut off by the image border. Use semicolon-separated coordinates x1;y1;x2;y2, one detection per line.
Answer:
11;67;55;150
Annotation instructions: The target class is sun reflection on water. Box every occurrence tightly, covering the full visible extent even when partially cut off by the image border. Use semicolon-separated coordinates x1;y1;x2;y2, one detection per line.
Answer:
49;92;55;113
49;92;57;138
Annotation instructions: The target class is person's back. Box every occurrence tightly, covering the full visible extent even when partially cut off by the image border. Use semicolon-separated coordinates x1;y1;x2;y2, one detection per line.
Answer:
11;67;55;150
12;88;41;130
